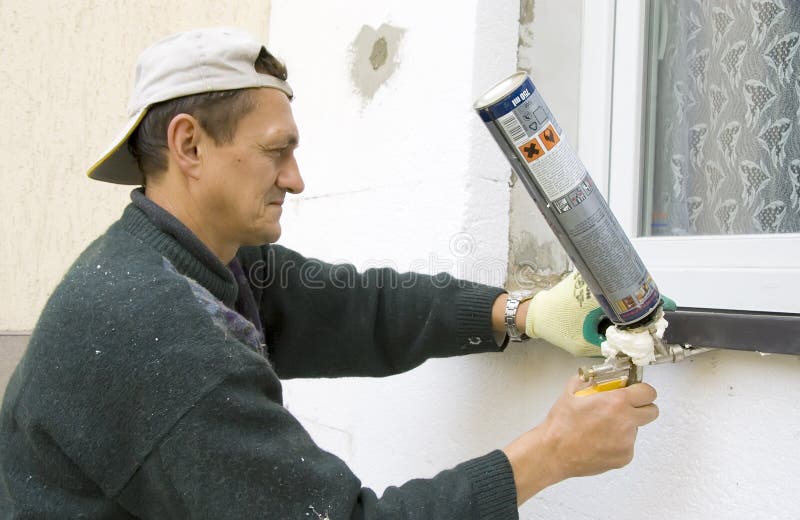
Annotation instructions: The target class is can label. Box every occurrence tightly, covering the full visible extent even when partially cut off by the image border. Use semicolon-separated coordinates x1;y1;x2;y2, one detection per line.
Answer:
479;75;659;324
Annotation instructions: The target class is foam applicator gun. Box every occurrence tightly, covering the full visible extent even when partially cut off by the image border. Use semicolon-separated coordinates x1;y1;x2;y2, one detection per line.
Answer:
574;310;713;395
575;344;713;395
569;299;713;395
576;304;800;395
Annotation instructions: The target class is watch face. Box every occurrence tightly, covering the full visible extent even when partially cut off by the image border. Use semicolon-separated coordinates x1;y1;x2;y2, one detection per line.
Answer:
509;290;534;300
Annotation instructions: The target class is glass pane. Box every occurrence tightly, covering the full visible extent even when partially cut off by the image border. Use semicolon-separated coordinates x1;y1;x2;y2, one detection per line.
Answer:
642;0;800;236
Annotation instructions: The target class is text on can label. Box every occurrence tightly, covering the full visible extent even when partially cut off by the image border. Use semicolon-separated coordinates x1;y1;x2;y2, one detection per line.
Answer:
511;88;531;107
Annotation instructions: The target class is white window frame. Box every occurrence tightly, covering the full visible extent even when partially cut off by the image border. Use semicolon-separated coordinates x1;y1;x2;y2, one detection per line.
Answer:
578;0;800;314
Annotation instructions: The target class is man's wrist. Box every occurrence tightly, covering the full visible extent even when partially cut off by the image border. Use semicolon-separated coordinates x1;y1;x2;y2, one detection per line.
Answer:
491;294;509;333
502;424;562;505
491;293;534;339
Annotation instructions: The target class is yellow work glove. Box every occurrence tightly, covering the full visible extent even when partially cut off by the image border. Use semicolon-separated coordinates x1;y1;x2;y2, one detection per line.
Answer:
524;271;604;357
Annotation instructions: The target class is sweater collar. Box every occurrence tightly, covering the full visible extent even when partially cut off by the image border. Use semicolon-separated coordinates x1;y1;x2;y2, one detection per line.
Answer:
122;188;238;307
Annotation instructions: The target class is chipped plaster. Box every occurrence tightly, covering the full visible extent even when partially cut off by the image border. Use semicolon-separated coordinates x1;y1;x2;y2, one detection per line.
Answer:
508;0;582;291
350;23;405;102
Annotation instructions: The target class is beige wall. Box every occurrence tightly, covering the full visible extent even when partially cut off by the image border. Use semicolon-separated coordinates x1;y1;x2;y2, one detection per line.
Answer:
0;1;271;333
0;335;28;401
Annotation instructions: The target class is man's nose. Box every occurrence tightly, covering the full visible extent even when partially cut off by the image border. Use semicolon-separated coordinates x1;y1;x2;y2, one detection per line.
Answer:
279;156;305;195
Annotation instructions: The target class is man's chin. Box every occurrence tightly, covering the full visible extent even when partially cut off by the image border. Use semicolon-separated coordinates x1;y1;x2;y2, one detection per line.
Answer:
244;225;281;246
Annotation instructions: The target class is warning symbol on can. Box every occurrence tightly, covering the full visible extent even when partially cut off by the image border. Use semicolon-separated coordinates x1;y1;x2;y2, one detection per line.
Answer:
518;136;544;163
539;124;560;151
614;296;637;313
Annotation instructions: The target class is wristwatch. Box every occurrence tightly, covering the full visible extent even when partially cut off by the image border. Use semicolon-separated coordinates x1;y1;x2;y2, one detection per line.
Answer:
505;290;534;342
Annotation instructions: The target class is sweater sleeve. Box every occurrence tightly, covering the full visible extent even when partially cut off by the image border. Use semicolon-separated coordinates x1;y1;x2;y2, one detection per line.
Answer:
242;245;509;379
115;364;519;519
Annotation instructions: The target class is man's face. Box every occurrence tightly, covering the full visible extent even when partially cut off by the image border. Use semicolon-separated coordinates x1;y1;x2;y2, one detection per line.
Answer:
197;88;304;247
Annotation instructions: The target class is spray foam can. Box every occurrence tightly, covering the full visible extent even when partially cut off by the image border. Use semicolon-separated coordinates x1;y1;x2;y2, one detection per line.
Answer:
474;72;661;327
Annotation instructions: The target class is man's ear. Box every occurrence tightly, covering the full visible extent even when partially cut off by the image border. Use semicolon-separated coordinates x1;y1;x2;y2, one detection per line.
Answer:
166;114;203;180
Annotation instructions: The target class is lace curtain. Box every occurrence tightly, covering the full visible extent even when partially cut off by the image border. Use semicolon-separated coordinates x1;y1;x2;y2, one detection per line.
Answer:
651;0;800;235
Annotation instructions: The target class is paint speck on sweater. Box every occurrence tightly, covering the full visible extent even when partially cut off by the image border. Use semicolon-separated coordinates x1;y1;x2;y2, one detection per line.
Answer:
308;505;330;519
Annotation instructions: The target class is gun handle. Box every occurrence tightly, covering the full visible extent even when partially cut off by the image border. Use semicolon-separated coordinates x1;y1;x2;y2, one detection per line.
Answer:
574;377;628;396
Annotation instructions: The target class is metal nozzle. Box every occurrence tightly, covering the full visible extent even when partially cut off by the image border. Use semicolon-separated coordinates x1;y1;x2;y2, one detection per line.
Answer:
578;361;617;382
578;354;642;385
651;344;714;365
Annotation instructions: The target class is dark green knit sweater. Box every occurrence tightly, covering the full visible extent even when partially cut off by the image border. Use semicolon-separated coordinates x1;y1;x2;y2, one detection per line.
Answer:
0;192;518;519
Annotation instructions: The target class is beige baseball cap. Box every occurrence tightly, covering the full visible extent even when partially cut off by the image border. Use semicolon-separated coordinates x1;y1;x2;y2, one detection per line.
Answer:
87;27;293;185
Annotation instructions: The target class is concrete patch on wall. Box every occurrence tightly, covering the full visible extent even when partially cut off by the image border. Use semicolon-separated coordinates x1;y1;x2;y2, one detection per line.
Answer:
507;228;570;291
349;23;405;102
509;0;583;288
518;0;536;72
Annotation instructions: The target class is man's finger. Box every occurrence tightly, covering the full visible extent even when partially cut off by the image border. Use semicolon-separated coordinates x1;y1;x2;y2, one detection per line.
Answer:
565;374;591;394
632;403;659;426
625;383;658;408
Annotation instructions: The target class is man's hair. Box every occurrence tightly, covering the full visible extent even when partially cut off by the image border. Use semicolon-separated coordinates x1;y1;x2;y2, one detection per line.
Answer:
128;47;288;179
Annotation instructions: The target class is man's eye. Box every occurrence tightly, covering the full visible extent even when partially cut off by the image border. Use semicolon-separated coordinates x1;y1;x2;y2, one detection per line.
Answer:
259;146;282;156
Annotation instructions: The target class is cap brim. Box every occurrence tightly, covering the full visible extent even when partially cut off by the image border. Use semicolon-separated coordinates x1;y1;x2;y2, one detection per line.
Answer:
87;108;148;185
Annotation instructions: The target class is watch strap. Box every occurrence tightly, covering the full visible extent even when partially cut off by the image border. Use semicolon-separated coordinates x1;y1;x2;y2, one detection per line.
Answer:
505;292;533;342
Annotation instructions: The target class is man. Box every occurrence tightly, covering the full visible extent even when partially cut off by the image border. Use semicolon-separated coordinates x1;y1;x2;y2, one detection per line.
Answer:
0;28;657;518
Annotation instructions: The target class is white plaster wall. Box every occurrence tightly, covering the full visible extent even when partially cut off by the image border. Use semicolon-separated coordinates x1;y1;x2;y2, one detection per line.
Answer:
0;0;272;331
268;0;523;497
272;1;800;519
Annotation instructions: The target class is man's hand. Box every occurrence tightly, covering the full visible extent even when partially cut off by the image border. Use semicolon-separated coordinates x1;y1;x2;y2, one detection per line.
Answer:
524;271;604;357
502;376;659;505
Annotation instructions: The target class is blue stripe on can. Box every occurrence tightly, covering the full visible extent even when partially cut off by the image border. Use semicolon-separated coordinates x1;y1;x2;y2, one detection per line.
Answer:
478;77;537;122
